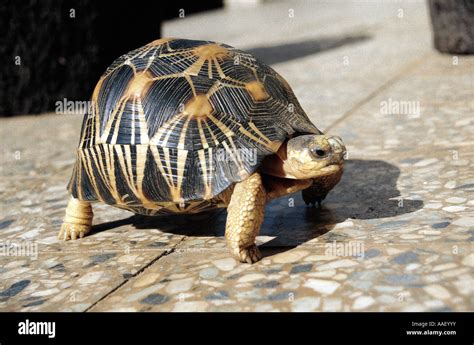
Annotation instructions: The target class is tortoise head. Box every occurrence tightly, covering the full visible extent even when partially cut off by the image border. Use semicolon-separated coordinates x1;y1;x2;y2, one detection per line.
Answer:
284;134;346;179
259;134;346;203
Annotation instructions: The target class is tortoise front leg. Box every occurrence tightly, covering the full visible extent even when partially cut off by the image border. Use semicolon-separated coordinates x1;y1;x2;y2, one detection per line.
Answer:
225;172;266;263
302;182;327;207
302;170;344;207
58;197;93;240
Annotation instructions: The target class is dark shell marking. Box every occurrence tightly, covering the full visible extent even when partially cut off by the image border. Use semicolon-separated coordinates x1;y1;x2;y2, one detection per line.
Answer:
68;38;320;215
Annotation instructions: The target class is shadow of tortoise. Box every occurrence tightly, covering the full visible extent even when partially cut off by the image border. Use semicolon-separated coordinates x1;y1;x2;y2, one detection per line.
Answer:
91;159;423;259
247;34;371;65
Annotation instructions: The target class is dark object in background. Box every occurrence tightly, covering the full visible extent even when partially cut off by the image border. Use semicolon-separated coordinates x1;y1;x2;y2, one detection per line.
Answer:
0;0;222;116
428;0;474;54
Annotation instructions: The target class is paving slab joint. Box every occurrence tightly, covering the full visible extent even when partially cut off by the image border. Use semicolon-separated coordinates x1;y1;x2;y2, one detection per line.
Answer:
84;236;187;311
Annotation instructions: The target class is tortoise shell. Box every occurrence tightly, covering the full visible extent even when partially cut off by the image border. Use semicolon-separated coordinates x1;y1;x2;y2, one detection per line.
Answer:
68;38;321;215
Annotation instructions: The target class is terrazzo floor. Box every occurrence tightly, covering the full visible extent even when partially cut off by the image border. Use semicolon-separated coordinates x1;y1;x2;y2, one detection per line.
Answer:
0;0;473;312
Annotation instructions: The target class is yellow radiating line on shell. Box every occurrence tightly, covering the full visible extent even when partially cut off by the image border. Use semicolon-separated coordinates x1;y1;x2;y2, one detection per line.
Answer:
88;146;111;192
82;149;104;202
185;200;211;213
99;145;113;191
223;76;247;87
150;114;185;145
227;136;246;175
149;145;172;189
156;202;182;213
250;67;259;81
221;141;242;173
183;74;197;96
163;148;174;188
248;122;280;152
161;114;185;147
168;55;192;66
207;113;234;138
103;144;123;205
79;110;91;147
110;96;130;144
206;81;224;98
135;144;150;203
208;59;213;79
90;77;105;144
178;116;192;150
152;72;182;81
130;98;136;144
213;57;226;79
136;97;150;144
238;126;269;148
74;151;83;200
102;48;151;79
101;96;126;143
117;144;160;210
203;119;219;146
173;149;188;202
126;61;137;75
185;57;206;76
124;145;136;189
94;102;101;145
115;145;137;197
208;147;214;182
198;149;212;199
197;119;209;149
158;50;191;58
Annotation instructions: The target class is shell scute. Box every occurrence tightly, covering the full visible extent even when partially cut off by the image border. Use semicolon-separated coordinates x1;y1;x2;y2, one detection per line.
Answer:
70;38;320;212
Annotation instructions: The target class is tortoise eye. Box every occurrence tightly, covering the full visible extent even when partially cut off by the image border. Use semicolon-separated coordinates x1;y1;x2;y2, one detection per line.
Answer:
310;147;328;158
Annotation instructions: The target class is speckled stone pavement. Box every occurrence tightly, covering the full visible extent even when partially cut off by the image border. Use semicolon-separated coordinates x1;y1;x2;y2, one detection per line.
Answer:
0;1;473;312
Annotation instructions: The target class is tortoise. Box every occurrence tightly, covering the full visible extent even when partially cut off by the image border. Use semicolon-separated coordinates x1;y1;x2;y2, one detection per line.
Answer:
59;38;346;263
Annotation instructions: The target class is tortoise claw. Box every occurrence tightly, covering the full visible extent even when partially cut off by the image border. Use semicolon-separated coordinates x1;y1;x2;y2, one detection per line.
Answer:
233;244;262;264
302;185;327;208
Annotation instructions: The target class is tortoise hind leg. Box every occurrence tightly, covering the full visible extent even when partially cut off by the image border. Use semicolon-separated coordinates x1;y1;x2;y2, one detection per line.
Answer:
225;172;266;263
58;197;93;240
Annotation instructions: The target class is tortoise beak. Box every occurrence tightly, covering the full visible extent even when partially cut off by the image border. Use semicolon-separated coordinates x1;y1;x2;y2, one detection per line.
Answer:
327;136;346;162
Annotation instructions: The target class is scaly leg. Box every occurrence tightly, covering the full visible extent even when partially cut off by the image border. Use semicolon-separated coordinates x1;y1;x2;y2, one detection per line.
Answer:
302;169;344;207
225;172;266;263
58;197;93;240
